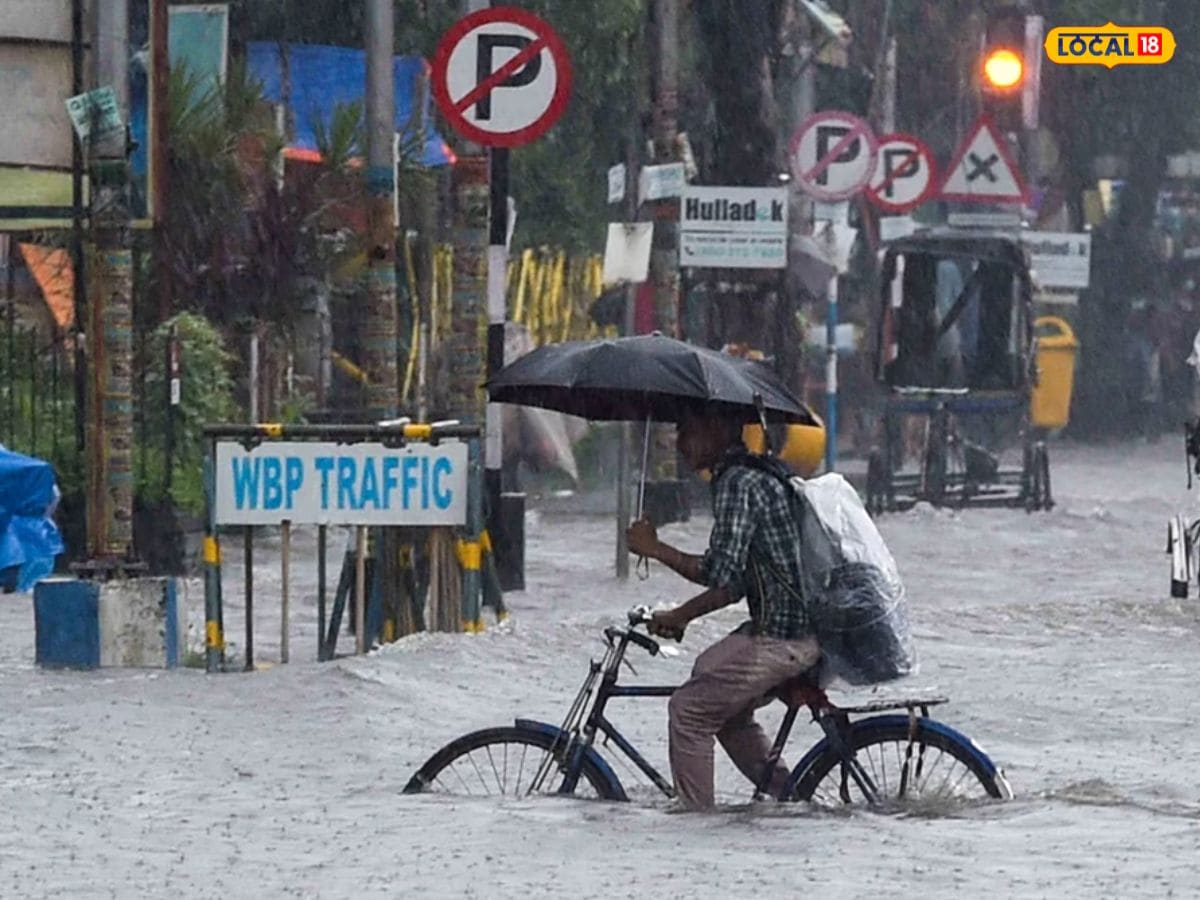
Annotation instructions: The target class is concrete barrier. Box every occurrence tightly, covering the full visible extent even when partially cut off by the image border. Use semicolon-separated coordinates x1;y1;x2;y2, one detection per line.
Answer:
33;577;183;669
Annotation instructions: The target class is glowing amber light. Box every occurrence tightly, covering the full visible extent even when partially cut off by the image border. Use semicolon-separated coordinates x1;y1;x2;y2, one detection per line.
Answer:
983;49;1024;89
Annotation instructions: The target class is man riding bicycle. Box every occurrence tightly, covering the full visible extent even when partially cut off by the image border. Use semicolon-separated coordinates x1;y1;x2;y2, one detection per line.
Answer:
626;406;818;809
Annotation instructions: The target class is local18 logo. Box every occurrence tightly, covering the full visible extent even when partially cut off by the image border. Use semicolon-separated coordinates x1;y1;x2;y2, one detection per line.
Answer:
1045;22;1175;68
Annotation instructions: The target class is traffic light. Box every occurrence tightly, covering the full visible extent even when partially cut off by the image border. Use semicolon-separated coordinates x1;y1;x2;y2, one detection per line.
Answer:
980;6;1028;132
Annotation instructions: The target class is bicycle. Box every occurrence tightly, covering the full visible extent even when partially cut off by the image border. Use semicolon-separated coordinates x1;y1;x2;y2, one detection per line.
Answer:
403;608;1012;807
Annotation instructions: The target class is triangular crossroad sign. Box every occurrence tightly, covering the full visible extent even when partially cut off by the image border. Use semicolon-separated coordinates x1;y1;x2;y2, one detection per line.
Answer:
939;116;1029;205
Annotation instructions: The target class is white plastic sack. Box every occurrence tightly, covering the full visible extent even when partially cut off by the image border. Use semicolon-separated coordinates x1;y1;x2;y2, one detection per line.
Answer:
795;473;916;686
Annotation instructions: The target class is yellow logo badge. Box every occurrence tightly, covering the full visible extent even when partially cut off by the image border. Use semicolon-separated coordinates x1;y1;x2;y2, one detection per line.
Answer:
1045;22;1175;68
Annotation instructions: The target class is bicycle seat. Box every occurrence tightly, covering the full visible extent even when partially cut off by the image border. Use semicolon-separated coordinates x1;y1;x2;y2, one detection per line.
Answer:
770;670;828;710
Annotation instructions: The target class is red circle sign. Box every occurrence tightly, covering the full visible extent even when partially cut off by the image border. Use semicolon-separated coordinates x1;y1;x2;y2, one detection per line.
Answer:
865;133;937;214
790;110;877;202
431;6;572;148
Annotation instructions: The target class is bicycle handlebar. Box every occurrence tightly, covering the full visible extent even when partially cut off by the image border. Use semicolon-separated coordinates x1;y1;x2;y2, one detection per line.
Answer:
604;624;660;657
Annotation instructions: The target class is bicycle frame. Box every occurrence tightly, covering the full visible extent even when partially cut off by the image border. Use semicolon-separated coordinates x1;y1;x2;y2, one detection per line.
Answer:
538;622;889;804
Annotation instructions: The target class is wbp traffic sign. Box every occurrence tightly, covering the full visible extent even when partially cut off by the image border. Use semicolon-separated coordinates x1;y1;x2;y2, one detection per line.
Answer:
432;6;572;148
790;110;877;202
866;133;937;214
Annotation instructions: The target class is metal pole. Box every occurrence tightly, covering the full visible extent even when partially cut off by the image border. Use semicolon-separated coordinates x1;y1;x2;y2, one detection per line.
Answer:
165;324;178;492
71;0;86;459
485;145;508;566
317;523;327;661
248;333;259;423
90;0;135;561
355;525;367;655
203;440;222;673
150;0;171;321
364;0;399;420
463;438;483;630
4;240;13;445
825;272;838;473
243;526;254;671
280;519;290;664
615;134;640;579
413;65;434;423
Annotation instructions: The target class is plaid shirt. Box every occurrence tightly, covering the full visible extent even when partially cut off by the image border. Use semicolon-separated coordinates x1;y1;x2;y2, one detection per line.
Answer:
699;447;811;640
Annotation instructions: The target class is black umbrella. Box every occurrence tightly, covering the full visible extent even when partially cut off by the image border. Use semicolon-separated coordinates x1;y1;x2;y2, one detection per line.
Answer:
485;333;817;425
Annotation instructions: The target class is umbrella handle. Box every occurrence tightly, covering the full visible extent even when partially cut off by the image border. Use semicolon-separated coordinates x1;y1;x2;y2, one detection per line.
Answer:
636;414;651;519
753;393;773;455
636;414;652;580
636;554;650;581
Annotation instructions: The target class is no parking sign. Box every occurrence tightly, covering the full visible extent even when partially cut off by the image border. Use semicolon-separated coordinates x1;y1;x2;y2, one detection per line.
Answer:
790;111;877;202
431;6;572;148
865;133;937;214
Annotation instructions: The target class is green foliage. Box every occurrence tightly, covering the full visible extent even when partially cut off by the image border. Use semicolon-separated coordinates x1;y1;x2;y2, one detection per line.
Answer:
138;313;237;514
504;0;647;251
313;100;363;168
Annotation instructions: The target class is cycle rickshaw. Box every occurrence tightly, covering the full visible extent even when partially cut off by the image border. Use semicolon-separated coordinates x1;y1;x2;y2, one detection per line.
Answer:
866;228;1055;513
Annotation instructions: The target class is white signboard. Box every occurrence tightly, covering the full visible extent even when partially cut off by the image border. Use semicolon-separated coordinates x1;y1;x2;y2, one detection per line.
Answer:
639;162;686;203
0;44;74;169
878;215;917;242
65;87;124;142
607;163;625;203
679;185;788;269
1021;231;1091;289
0;0;73;42
602;221;653;284
214;440;468;526
947;211;1022;229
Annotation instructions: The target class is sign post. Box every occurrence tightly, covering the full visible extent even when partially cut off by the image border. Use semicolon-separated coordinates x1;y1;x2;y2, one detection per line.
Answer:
433;6;571;592
791;110;877;473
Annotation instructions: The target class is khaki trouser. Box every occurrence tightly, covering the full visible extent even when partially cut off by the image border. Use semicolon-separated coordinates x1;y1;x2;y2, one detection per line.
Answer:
668;631;820;809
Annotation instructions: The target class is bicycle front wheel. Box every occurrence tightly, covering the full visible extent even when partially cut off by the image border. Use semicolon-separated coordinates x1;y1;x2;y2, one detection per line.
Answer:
788;715;1011;807
403;726;619;800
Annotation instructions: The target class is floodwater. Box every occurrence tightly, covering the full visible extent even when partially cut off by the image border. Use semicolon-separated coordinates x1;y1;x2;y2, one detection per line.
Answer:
3;439;1200;898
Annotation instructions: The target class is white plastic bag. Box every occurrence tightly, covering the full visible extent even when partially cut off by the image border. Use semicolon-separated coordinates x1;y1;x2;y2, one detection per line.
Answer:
795;474;916;685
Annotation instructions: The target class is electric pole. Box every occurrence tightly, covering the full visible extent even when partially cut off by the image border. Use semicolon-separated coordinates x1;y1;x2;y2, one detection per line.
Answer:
87;0;135;564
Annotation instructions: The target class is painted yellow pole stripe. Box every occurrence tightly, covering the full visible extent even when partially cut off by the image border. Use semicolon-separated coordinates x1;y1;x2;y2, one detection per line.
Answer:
456;539;482;570
202;536;220;564
205;620;225;649
402;423;434;440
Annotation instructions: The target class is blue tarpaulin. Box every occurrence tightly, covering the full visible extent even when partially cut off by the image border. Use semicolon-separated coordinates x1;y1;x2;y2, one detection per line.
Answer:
0;446;64;593
130;41;453;197
246;42;455;168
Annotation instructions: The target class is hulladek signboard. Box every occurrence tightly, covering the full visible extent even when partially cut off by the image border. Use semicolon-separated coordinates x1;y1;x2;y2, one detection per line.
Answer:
679;185;788;269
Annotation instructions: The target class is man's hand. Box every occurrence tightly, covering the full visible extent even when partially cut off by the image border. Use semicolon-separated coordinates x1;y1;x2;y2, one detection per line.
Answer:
626;517;660;559
648;606;689;642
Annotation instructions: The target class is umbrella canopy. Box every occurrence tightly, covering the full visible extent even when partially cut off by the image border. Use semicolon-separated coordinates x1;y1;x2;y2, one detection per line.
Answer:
485;333;817;425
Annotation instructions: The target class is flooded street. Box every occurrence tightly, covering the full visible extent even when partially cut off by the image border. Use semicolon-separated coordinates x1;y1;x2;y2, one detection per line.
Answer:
3;439;1200;898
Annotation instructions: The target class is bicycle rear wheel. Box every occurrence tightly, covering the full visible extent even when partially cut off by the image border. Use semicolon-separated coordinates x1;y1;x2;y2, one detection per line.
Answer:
787;715;1010;807
403;726;619;799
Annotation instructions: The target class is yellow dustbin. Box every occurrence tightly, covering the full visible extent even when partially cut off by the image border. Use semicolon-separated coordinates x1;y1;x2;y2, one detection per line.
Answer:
1031;315;1079;429
743;412;827;477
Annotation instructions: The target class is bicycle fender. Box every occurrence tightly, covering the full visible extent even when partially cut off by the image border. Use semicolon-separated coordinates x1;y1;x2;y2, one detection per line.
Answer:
514;718;629;801
781;714;1005;798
